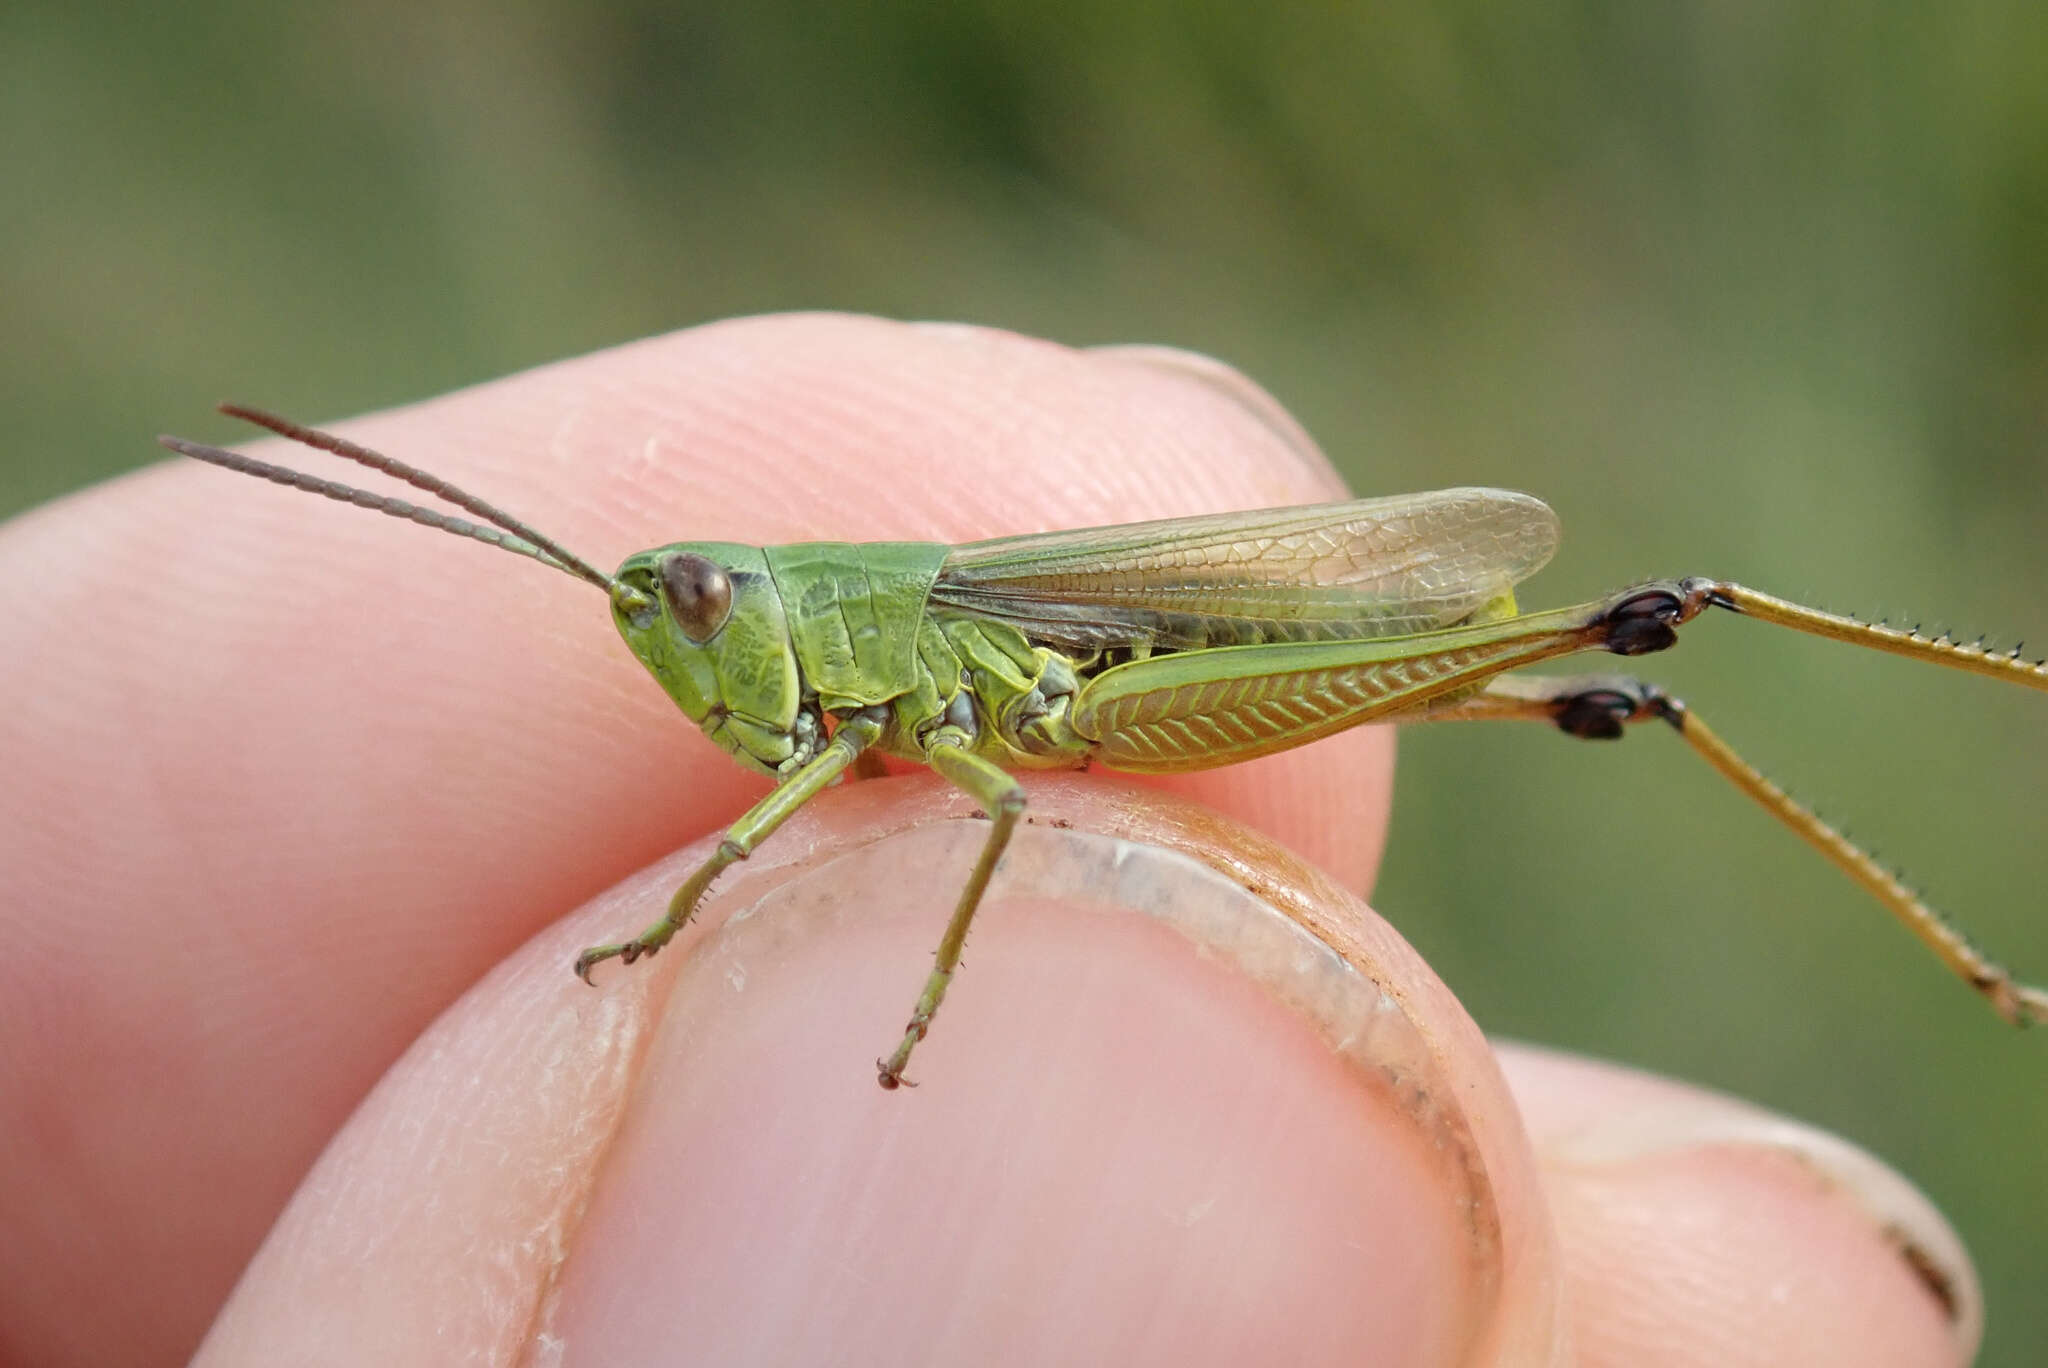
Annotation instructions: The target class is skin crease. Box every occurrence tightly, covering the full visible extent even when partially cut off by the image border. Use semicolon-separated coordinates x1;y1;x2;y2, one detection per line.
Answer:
0;314;1977;1366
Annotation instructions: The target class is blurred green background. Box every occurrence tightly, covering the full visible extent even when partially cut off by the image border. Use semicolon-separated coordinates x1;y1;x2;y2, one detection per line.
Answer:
7;2;2044;1361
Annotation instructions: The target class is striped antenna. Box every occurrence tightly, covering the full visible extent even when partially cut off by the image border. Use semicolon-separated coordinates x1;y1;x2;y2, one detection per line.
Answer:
160;404;644;609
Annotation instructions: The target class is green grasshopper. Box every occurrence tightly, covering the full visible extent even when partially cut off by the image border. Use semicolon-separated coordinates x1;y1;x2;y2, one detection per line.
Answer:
161;404;2048;1087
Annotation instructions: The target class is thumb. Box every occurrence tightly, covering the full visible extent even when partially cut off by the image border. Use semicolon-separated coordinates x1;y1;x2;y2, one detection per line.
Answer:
195;777;1561;1367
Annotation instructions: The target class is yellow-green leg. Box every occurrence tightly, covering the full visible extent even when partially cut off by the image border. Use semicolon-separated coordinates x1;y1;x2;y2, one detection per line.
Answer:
1419;672;2048;1028
574;710;887;983
877;735;1026;1088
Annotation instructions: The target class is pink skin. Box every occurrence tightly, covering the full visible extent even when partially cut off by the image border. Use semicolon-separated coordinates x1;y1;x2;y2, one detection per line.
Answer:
0;315;1977;1366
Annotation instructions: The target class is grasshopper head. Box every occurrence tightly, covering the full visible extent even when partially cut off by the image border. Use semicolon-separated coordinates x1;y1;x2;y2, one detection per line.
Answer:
155;408;813;777
610;543;806;776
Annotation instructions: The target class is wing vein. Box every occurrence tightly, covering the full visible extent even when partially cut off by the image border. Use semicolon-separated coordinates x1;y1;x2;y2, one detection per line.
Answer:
933;489;1559;652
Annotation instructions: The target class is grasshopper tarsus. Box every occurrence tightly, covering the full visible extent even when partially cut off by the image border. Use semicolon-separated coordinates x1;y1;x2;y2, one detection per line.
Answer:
572;942;637;985
1988;978;2048;1028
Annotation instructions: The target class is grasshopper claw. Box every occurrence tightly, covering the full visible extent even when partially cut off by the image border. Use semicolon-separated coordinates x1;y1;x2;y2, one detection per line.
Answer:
574;926;681;984
573;941;636;985
1996;979;2048;1027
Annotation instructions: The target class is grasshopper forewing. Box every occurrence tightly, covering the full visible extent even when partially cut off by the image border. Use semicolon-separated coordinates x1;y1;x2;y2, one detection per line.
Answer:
161;405;2048;1087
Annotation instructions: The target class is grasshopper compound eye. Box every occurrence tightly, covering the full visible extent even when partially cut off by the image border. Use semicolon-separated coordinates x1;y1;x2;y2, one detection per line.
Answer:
659;552;734;642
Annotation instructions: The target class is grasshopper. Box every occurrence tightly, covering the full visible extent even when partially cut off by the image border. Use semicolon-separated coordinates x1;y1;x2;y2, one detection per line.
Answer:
161;404;2048;1087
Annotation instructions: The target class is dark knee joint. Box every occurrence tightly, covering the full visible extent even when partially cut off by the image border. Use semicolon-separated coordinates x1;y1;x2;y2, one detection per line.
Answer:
1547;679;1682;740
1601;585;1688;656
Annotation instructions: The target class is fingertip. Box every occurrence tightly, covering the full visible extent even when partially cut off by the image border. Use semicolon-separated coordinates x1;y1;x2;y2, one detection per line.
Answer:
1143;728;1395;892
1497;1044;1978;1367
548;776;1553;1365
200;779;1552;1365
1087;340;1335;485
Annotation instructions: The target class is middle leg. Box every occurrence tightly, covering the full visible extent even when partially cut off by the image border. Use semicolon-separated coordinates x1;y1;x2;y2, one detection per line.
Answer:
877;735;1026;1088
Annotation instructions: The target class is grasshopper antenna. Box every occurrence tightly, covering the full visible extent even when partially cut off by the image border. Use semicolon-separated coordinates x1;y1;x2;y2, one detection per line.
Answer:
159;404;649;611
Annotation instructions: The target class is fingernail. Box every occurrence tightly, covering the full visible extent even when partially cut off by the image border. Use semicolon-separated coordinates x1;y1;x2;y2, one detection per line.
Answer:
1544;1095;1981;1347
1090;343;1333;476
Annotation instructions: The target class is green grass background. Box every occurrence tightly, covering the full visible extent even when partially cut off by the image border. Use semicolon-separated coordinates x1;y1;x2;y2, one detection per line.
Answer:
6;3;2044;1360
